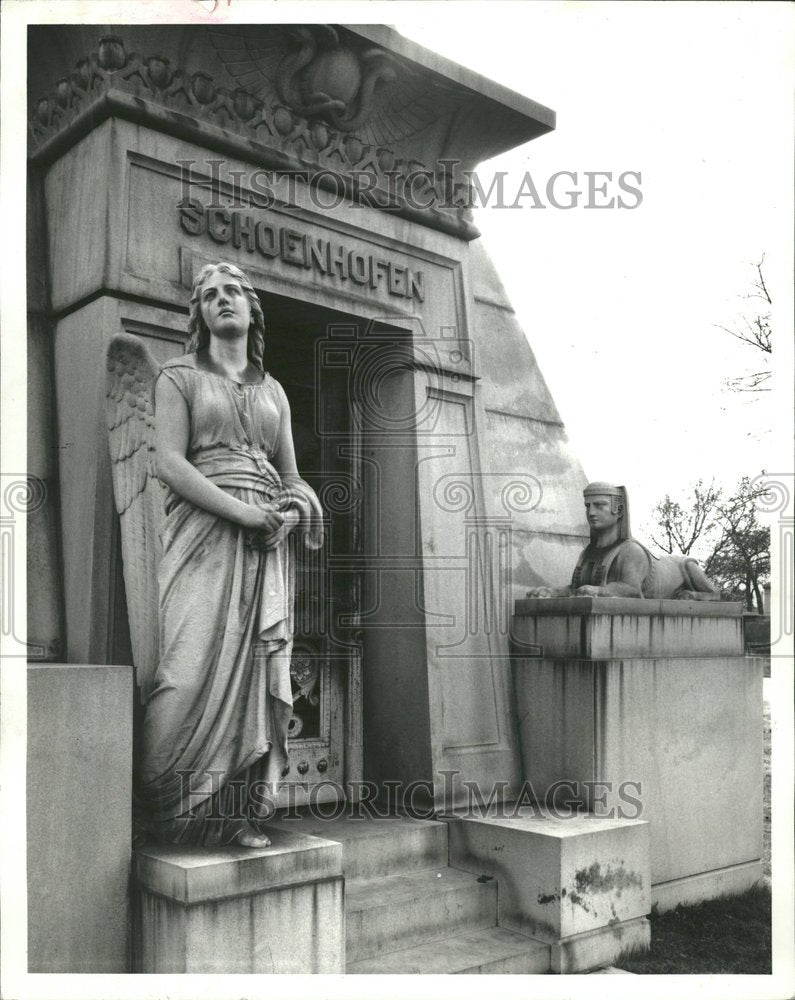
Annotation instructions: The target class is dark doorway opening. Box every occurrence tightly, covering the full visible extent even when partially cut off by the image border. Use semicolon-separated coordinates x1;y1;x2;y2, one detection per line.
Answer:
254;289;408;802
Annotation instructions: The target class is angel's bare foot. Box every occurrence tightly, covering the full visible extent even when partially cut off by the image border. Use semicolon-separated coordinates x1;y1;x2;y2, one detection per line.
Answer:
235;827;271;849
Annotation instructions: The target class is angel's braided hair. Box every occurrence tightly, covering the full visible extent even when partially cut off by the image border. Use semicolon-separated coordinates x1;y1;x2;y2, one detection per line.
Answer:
186;262;266;372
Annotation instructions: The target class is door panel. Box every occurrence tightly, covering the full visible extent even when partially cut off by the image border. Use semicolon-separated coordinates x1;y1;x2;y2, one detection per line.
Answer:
266;300;364;808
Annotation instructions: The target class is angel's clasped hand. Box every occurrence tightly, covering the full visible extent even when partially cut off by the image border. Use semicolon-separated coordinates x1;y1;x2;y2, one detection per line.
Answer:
242;502;281;549
243;503;299;550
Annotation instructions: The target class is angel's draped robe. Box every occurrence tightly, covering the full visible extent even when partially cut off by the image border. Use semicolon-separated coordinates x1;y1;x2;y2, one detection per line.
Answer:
138;358;323;845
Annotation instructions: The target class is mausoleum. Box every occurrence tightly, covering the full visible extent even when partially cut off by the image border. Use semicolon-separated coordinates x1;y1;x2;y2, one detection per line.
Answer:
25;22;763;976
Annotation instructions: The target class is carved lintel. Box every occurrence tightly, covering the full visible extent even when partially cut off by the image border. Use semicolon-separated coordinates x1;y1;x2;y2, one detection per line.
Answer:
28;35;479;240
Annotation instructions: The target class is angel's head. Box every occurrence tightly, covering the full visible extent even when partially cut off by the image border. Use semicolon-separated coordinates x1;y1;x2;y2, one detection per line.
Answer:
186;262;266;371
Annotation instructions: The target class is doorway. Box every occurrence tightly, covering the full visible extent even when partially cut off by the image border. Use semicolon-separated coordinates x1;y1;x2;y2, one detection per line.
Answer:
262;291;365;807
256;290;412;807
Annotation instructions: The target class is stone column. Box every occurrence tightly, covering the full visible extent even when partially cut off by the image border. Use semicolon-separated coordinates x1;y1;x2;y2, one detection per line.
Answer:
26;168;64;660
511;597;764;910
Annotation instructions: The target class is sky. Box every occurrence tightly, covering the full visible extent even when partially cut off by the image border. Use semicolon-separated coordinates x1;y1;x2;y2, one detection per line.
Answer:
397;2;794;532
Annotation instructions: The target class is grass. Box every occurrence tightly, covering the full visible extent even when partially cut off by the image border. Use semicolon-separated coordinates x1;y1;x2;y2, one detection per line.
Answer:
614;684;772;975
615;884;771;974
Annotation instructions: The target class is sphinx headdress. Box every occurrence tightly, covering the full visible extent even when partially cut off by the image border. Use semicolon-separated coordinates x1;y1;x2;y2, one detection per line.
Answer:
583;481;631;541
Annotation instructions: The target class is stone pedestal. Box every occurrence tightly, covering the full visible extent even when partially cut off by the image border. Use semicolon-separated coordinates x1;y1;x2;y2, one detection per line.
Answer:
27;663;133;972
511;598;764;909
133;828;344;973
447;808;650;973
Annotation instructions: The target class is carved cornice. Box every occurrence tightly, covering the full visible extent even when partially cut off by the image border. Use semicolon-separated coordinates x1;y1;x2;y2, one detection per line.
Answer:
28;35;478;240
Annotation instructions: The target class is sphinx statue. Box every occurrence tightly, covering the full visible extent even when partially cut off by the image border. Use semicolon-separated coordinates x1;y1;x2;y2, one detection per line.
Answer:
527;482;720;601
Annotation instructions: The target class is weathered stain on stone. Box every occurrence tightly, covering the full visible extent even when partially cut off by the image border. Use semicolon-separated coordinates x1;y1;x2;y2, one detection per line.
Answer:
567;890;589;912
537;891;559;905
573;862;643;897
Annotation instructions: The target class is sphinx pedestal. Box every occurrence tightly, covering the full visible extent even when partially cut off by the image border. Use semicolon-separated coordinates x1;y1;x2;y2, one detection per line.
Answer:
511;598;764;910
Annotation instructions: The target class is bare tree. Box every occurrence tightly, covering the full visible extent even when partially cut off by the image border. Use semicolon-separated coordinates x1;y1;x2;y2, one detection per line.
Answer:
717;257;772;393
649;477;770;612
649;479;722;556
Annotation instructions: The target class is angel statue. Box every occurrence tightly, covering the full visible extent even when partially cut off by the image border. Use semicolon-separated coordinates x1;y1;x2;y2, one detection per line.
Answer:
106;262;323;848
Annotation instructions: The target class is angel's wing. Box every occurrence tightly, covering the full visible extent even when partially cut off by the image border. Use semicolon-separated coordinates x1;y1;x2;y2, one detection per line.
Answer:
105;333;165;702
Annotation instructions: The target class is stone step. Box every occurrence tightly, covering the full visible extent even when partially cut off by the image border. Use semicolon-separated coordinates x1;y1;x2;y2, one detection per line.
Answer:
267;811;448;879
347;925;550;974
345;865;496;964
